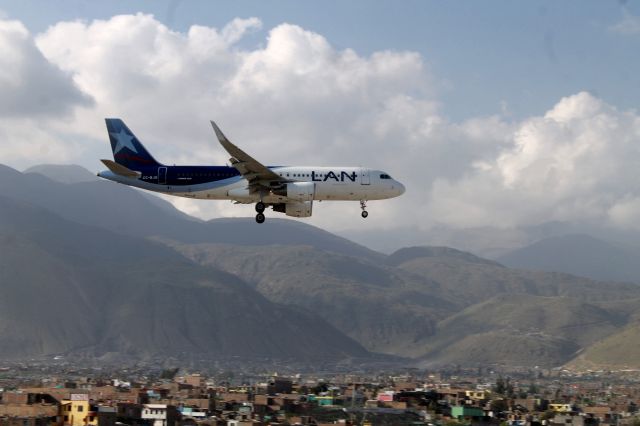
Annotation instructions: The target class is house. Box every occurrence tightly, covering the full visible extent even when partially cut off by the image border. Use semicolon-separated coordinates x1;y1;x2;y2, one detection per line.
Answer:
141;404;179;426
450;405;485;421
61;394;97;426
0;392;59;421
549;404;573;413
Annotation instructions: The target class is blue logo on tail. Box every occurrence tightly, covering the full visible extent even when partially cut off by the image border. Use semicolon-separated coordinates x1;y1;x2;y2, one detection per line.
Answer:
105;118;161;170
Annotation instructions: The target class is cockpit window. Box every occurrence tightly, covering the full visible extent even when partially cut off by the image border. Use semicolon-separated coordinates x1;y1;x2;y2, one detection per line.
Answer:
380;174;392;179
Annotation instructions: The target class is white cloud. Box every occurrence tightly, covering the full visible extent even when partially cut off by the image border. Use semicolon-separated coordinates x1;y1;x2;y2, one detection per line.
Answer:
610;10;640;35
428;92;640;229
608;196;640;229
0;18;91;117
0;119;82;166
0;17;92;169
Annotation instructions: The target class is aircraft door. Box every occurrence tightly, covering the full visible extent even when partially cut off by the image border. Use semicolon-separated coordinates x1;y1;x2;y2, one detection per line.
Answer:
360;168;370;185
158;167;167;185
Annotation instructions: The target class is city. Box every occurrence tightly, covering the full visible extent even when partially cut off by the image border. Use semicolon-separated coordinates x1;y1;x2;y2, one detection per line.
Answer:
2;362;640;426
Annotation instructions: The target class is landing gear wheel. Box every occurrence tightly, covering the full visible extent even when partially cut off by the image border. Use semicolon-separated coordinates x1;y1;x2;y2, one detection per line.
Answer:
255;202;266;213
255;213;265;224
359;200;368;218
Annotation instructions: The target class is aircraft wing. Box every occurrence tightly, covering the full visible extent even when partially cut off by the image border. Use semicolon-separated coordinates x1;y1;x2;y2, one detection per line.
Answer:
210;121;284;191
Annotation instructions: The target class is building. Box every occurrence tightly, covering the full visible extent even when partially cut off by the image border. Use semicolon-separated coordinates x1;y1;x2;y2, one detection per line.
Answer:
450;405;485;421
141;404;178;426
61;394;97;426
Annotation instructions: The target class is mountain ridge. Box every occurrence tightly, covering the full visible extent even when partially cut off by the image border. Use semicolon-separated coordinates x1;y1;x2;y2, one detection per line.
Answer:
499;234;640;283
4;164;640;368
0;194;369;360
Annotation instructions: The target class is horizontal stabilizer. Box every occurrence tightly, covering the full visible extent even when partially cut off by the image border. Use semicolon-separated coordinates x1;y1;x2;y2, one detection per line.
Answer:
100;159;142;178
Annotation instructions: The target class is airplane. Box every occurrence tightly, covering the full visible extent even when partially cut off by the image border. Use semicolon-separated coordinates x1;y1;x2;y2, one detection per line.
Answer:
97;118;405;223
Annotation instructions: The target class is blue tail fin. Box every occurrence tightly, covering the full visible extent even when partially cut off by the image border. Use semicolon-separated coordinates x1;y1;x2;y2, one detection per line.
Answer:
105;118;161;170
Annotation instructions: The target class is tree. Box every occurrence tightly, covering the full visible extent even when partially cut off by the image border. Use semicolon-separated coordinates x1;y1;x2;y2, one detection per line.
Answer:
160;368;179;380
491;399;509;413
505;378;515;398
493;376;515;398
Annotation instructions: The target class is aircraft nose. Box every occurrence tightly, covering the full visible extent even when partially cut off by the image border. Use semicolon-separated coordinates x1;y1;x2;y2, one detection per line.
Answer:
394;181;406;196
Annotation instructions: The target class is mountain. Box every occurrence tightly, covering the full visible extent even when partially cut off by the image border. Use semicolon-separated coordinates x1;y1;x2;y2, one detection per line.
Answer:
24;164;99;184
0;195;368;360
498;234;640;283
386;246;501;267
0;164;380;259
165;240;640;366
161;241;451;357
418;294;624;367
392;246;640;307
389;247;640;366
7;163;640;368
567;320;640;369
24;163;195;221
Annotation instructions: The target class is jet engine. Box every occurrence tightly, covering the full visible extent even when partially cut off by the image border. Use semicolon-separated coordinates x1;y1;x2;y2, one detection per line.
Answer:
272;182;315;201
273;201;313;217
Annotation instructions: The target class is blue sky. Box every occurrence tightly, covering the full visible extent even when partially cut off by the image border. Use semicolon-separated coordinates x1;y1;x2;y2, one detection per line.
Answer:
1;0;638;120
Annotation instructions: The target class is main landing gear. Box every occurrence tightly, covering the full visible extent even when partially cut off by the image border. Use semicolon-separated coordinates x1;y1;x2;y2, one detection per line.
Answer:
255;202;266;224
360;200;368;218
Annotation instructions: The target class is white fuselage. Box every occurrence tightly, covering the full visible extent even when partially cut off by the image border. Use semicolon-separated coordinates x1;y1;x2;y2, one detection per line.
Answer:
99;166;405;204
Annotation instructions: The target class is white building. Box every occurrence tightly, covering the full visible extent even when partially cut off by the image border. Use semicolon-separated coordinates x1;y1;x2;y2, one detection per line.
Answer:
141;404;175;426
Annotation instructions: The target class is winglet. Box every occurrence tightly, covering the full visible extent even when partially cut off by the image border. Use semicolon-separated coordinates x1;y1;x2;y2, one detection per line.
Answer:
209;120;283;182
210;120;230;144
210;120;246;162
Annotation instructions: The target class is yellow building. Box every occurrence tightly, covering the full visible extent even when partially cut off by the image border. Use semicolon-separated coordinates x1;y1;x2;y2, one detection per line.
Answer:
549;404;572;413
61;395;98;426
465;390;490;401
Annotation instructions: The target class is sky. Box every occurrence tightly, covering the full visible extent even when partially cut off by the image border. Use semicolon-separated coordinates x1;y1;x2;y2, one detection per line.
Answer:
0;0;639;249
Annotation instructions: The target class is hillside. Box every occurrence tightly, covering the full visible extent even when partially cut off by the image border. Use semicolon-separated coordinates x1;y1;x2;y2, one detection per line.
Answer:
0;195;368;360
498;234;640;283
161;241;451;357
0;164;380;259
419;294;623;367
395;249;640;307
567;321;640;369
6;164;640;367
166;240;640;365
387;246;502;268
24;164;99;184
11;163;386;262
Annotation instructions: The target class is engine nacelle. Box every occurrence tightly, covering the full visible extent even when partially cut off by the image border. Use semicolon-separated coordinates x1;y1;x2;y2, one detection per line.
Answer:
273;201;313;218
273;181;315;201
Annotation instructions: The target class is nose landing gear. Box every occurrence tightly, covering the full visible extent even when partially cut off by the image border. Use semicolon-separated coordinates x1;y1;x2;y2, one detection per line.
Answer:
360;200;368;218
